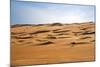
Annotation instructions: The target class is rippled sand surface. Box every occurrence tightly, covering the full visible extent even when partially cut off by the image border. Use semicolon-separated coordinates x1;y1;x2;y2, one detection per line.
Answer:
11;22;95;66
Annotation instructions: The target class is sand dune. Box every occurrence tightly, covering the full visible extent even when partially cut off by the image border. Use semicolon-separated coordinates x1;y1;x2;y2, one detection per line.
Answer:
11;22;95;66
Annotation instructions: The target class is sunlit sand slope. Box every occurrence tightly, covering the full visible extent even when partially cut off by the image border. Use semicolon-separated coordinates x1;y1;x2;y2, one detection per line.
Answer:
11;22;95;66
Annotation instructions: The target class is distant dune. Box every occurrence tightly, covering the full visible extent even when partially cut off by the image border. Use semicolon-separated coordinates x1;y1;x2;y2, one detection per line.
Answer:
11;22;95;66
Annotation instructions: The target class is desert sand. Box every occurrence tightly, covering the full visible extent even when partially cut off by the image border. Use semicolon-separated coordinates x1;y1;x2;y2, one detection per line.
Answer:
11;22;95;66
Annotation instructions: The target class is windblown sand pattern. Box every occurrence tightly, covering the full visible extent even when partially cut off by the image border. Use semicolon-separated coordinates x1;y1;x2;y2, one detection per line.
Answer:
11;22;95;66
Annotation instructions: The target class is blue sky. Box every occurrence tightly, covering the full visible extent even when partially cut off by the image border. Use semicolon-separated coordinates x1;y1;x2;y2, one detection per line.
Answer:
11;0;96;25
